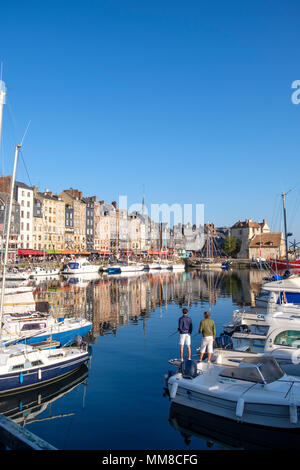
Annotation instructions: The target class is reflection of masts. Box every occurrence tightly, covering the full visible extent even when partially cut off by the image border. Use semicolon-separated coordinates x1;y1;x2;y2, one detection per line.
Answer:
22;412;75;426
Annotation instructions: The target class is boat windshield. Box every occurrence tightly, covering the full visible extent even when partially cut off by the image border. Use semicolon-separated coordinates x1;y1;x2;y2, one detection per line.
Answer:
68;262;79;269
219;357;284;384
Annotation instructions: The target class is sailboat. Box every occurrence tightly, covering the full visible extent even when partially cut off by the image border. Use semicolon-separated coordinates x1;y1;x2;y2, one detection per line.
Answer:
0;88;90;393
270;192;300;271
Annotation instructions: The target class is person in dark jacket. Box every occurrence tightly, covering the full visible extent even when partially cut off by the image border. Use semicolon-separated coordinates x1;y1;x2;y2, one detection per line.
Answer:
178;308;193;361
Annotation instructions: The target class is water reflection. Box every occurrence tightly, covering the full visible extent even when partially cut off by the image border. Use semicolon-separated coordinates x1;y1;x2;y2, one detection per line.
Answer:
169;402;300;450
32;269;267;339
0;365;88;428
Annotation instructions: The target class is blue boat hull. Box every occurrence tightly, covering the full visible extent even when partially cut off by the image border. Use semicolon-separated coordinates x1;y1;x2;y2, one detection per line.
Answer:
5;324;92;347
0;352;90;395
107;267;121;274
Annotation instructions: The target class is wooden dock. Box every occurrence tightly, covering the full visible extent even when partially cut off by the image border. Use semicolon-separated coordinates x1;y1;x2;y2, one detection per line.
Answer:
0;413;56;450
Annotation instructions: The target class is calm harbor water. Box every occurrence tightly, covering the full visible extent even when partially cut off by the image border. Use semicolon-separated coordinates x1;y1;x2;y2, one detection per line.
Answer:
5;267;292;450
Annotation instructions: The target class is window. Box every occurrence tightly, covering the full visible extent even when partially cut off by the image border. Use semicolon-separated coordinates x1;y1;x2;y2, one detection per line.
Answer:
27;192;30;197
21;200;24;206
31;360;43;367
274;330;300;348
27;201;30;207
27;212;30;218
12;363;24;371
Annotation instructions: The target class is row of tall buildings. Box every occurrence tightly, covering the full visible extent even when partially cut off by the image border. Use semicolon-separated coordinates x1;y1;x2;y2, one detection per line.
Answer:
0;174;286;260
0;176;204;258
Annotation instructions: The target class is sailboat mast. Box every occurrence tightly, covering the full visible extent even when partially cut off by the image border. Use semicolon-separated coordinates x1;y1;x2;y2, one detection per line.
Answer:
0;74;6;149
0;145;21;331
282;192;289;271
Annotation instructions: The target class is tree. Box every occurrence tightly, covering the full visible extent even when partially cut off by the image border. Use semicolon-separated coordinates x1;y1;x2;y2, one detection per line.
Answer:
223;236;238;256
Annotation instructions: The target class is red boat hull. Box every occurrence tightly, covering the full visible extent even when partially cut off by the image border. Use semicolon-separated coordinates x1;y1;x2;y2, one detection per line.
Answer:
270;259;300;270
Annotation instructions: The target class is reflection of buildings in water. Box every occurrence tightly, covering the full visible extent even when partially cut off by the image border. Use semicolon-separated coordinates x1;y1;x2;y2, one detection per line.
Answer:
33;270;267;339
33;282;87;318
168;402;300;450
228;269;267;307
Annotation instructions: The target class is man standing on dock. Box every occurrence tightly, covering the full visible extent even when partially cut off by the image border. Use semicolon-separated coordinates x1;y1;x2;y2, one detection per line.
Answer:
198;311;216;363
178;308;193;361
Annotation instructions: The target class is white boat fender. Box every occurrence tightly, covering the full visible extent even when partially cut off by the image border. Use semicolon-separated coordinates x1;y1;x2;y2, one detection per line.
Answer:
38;369;42;380
289;404;298;424
236;398;244;418
170;382;179;399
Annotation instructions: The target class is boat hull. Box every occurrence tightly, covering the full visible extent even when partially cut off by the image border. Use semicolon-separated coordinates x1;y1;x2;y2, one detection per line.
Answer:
0;352;89;395
3;323;92;347
0;352;90;396
169;383;300;428
270;259;300;270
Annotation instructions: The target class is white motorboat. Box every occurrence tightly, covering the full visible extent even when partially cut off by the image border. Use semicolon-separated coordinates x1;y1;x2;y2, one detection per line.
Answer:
170;263;185;271
145;263;161;270
223;298;300;336
255;274;300;307
61;258;100;275
0;269;30;281
119;263;144;273
29;266;60;277
107;262;144;274
168;356;300;428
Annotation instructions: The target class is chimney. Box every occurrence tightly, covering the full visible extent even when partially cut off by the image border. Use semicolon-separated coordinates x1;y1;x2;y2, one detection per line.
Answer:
0;175;12;194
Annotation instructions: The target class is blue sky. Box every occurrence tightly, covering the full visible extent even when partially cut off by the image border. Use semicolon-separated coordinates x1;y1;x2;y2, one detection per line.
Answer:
0;1;300;237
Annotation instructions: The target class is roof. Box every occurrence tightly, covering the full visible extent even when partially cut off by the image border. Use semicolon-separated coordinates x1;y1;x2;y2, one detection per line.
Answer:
249;232;283;248
231;218;267;230
16;181;34;191
0;191;18;205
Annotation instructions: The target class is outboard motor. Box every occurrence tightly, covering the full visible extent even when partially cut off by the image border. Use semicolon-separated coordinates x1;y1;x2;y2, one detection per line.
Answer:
180;359;198;379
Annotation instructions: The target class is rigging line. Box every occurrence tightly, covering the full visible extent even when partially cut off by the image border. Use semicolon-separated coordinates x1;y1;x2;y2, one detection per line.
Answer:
19;149;32;187
288;188;300;234
270;194;280;233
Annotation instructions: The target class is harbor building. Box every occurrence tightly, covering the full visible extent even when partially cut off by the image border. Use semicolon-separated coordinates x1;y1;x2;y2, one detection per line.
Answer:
0;192;20;260
249;232;286;260
94;200;111;253
231;218;270;258
60;189;86;251
84;196;97;252
33;188;65;252
0;177;34;250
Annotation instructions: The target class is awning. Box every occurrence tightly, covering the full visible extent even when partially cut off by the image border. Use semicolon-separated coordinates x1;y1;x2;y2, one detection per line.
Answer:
96;250;110;255
46;250;61;254
18;249;45;256
60;250;91;255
